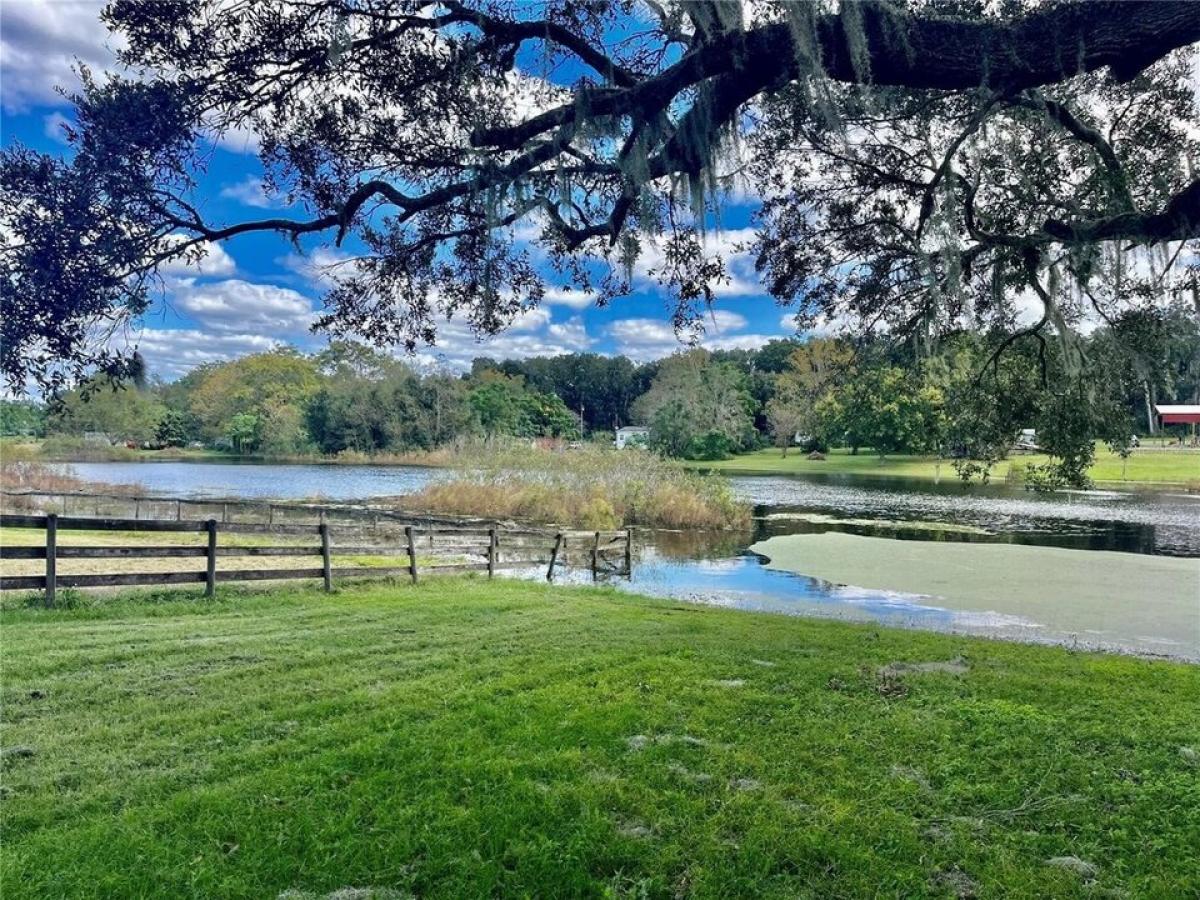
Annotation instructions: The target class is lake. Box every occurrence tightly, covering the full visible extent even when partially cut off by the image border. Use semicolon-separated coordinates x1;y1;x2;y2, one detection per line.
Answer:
48;459;1200;658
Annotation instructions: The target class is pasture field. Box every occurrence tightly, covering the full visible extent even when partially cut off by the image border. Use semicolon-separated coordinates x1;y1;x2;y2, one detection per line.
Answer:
697;443;1200;487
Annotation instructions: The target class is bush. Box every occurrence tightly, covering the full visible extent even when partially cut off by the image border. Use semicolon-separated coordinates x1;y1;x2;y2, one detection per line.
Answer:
37;436;141;461
684;431;735;461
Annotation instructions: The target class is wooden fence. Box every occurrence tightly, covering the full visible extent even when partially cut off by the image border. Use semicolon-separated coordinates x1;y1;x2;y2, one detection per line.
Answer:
0;511;632;606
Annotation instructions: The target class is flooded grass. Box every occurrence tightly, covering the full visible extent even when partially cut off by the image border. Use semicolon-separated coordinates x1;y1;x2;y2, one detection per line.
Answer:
750;533;1200;658
2;579;1198;897
761;512;992;535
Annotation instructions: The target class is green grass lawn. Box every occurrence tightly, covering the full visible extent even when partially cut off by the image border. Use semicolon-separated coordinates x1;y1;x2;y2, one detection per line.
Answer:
3;579;1198;898
695;443;1200;487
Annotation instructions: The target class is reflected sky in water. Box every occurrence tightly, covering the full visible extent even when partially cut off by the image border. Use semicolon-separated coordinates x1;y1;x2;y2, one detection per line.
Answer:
47;459;1199;656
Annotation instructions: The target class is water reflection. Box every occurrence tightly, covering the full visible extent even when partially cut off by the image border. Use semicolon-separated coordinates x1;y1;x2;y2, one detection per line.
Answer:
44;459;1199;655
55;460;435;501
729;475;1200;557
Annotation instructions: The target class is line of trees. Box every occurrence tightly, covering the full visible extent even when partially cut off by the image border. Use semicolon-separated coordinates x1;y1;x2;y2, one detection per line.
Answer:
4;302;1198;485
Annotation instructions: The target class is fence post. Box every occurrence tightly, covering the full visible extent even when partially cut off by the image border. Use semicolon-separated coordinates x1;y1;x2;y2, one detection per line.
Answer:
176;500;182;521
405;526;418;584
205;519;217;597
487;526;497;579
44;513;57;608
222;502;229;523
592;531;600;581
624;528;633;578
547;532;563;582
319;522;333;592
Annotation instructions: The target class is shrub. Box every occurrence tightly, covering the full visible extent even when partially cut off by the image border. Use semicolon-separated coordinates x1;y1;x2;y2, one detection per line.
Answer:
37;436;141;461
685;431;735;461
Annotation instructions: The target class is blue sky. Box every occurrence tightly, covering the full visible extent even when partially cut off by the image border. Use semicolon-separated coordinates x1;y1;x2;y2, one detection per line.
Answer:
0;1;799;381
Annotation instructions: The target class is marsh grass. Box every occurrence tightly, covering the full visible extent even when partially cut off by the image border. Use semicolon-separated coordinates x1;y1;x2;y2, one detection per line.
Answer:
0;455;143;502
2;579;1198;898
401;443;750;529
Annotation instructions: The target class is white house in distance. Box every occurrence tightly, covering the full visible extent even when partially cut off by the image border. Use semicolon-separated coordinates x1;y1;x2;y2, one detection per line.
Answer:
615;426;651;449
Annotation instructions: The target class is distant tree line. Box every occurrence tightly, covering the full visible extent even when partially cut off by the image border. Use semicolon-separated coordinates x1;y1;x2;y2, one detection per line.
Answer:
4;303;1198;486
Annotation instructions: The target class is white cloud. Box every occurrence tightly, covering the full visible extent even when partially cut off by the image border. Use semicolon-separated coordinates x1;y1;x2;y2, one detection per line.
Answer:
0;0;263;153
206;120;261;155
410;311;594;372
219;176;281;209
280;246;365;288
606;308;773;361
0;0;119;112
171;279;315;335
506;307;552;332
605;321;692;362
159;243;238;278
158;242;237;278
702;333;776;352
631;228;767;298
542;286;597;310
708;309;748;331
547;317;591;347
42;110;71;142
129;329;283;380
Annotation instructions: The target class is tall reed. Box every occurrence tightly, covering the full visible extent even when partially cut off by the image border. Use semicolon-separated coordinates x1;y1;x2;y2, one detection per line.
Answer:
400;442;750;530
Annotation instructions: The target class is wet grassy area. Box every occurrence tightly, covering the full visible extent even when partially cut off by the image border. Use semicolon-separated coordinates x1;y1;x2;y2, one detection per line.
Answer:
3;579;1198;898
750;533;1200;659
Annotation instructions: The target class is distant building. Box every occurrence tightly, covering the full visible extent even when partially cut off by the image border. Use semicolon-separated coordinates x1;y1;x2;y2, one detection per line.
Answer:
615;426;650;450
1013;428;1039;452
1156;404;1200;443
1155;405;1200;425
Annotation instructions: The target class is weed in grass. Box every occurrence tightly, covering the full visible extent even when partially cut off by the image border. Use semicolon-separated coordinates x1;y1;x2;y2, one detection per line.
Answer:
870;668;911;699
932;867;980;899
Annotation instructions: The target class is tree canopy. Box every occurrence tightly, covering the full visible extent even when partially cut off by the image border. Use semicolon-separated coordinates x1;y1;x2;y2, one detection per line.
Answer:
2;0;1199;393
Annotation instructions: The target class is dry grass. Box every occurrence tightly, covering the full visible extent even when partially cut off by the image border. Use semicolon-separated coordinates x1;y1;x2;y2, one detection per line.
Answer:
34;436;144;461
0;456;143;504
320;447;460;466
0;526;461;593
400;443;750;530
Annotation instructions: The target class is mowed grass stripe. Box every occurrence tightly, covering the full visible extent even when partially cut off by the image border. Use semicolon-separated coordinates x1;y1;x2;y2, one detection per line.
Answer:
3;579;1198;898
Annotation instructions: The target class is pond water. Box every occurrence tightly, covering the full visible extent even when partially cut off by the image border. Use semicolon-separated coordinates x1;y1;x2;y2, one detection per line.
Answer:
46;460;1200;658
59;460;435;500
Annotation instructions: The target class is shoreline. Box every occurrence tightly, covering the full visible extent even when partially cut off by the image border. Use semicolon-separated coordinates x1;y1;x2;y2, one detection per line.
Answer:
24;452;1196;492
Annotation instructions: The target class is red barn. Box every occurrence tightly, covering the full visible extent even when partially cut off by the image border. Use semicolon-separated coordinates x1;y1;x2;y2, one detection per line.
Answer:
1155;405;1200;425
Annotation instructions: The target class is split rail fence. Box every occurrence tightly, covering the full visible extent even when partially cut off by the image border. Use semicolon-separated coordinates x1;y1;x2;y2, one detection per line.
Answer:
0;492;632;606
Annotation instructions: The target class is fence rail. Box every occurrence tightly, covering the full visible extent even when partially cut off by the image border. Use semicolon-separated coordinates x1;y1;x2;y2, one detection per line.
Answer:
2;489;560;534
0;507;632;606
